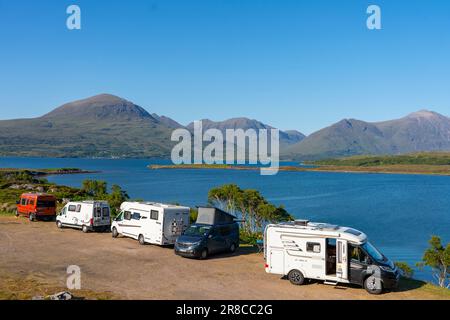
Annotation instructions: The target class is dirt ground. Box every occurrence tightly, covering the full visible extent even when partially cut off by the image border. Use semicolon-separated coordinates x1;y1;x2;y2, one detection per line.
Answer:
0;216;447;300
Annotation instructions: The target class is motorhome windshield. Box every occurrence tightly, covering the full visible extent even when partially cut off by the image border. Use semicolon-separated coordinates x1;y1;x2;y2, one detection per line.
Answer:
362;242;385;262
184;225;211;237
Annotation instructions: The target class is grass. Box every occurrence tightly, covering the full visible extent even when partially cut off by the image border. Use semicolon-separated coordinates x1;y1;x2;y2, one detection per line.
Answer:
0;274;115;300
399;278;450;298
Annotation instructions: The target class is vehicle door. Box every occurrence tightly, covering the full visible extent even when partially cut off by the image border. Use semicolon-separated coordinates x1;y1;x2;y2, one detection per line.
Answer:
148;209;161;244
17;196;26;214
129;211;142;238
207;226;226;253
93;205;102;226
119;210;133;236
336;239;349;281
67;204;78;225
59;206;68;224
348;244;368;285
101;206;111;226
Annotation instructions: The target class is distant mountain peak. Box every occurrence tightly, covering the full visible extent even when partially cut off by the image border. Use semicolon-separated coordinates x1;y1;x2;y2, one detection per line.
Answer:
42;94;154;121
407;110;442;119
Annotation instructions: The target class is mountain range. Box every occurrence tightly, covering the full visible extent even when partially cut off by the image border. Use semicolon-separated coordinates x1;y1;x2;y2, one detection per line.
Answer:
0;94;449;160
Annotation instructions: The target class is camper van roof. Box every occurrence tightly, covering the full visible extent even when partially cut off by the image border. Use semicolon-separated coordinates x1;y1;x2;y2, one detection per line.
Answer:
123;201;189;209
273;220;367;244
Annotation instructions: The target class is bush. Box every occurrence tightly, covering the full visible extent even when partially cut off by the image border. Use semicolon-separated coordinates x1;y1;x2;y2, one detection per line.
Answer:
395;262;414;279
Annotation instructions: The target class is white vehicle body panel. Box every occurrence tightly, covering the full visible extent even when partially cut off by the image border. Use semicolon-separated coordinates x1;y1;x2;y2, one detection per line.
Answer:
111;202;190;246
265;221;367;284
57;201;111;230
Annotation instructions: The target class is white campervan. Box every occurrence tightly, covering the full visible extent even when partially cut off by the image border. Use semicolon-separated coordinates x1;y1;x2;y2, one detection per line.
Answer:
56;201;111;233
264;220;400;294
111;202;190;246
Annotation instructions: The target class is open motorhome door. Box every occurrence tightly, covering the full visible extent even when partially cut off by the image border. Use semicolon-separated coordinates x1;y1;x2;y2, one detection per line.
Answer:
336;239;348;280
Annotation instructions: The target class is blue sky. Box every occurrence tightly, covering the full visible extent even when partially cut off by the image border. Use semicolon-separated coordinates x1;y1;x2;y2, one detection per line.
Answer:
0;0;449;134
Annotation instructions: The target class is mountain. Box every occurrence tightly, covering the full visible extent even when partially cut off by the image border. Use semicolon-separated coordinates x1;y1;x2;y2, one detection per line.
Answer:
0;94;178;158
186;118;305;147
284;110;450;160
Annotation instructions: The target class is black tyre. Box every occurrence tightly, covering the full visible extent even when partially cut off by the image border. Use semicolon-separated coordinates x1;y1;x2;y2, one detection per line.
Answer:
82;225;89;233
112;227;119;238
288;269;305;286
15;210;19;217
56;220;62;229
229;243;237;253
29;213;36;222
199;248;208;260
138;234;145;245
364;276;383;295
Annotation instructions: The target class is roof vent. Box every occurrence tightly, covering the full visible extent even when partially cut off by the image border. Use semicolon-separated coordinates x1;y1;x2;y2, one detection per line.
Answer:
294;220;309;226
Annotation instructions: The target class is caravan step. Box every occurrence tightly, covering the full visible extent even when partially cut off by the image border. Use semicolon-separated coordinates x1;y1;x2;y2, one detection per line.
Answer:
324;281;338;286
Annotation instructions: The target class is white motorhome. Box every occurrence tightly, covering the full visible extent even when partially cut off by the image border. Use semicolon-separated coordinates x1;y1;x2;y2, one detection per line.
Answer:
111;202;190;246
264;220;400;294
56;201;111;233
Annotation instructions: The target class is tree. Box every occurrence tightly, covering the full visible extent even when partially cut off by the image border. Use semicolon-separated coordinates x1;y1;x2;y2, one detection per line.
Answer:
108;184;129;214
81;180;107;197
416;236;449;288
208;184;294;237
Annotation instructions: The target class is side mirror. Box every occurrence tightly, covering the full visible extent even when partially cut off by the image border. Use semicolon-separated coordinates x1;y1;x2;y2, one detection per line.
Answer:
16;201;20;205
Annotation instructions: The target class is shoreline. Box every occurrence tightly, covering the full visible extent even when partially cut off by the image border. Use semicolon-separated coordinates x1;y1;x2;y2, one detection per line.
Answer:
148;164;450;176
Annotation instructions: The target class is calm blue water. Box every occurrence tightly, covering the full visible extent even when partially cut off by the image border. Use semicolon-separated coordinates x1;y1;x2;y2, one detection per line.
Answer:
1;157;449;282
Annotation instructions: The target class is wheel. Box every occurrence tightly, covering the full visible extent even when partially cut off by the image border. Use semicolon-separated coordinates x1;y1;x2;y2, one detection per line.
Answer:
364;275;383;295
56;221;62;229
112;227;119;238
82;225;88;233
229;243;237;253
199;248;209;260
29;213;36;222
138;234;145;245
288;269;305;286
15;210;19;217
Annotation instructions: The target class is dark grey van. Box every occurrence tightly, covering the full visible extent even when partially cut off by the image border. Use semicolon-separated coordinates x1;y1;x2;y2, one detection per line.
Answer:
174;207;240;259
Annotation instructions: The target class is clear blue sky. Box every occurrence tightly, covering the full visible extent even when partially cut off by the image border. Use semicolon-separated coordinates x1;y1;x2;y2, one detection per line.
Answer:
0;0;449;134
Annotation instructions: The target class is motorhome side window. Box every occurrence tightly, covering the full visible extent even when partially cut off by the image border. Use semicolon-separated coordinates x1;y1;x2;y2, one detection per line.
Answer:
150;210;159;220
132;212;141;220
219;225;231;236
124;211;132;220
102;207;110;217
68;205;76;212
306;242;321;253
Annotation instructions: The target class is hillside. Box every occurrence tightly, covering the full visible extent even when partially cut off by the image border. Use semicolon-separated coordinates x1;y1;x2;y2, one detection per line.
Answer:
0;94;177;158
284;110;450;160
187;118;305;147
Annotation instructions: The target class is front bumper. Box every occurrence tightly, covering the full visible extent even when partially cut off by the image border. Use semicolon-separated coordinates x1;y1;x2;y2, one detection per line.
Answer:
382;271;400;290
174;244;202;258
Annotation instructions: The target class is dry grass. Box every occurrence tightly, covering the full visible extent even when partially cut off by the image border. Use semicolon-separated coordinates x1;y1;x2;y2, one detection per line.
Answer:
0;274;116;300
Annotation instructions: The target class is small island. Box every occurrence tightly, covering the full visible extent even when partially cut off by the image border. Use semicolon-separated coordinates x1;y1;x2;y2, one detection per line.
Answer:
149;153;450;176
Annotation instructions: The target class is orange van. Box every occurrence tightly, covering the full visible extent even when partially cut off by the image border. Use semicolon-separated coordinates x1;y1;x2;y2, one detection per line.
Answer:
16;193;57;221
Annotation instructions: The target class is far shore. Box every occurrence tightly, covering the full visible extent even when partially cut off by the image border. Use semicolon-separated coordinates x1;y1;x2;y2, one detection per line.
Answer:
0;168;99;176
148;164;450;176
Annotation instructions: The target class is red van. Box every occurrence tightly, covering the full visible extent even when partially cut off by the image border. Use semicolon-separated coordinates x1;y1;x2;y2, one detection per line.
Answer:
16;193;57;221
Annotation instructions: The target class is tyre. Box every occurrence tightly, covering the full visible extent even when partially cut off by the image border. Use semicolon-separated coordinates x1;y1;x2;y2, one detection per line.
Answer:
229;243;237;253
56;220;62;229
82;225;89;233
138;234;145;245
112;227;119;238
288;269;305;286
15;210;19;217
29;213;36;222
199;248;208;260
364;276;383;295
